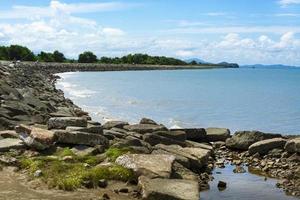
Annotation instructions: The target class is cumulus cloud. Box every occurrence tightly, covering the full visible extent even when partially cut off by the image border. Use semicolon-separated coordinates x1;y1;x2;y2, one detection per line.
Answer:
278;0;300;7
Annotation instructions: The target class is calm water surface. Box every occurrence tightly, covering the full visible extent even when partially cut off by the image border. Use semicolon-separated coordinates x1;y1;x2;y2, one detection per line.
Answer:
56;68;300;134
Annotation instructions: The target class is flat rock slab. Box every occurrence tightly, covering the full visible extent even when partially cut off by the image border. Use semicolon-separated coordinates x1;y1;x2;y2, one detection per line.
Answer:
102;121;129;129
66;126;103;134
138;176;199;200
48;117;87;129
285;138;300;153
143;133;186;147
154;144;210;170
0;138;25;152
153;130;186;141
171;128;206;141
123;124;167;134
54;130;109;147
248;138;286;155
0;130;18;138
205;127;230;142
226;131;282;150
115;154;175;178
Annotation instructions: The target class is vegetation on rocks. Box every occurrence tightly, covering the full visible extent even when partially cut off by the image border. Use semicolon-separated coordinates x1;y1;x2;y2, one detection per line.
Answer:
105;147;134;161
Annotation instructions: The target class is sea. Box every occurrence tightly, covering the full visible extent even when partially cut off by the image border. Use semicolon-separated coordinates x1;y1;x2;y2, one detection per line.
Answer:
56;67;300;135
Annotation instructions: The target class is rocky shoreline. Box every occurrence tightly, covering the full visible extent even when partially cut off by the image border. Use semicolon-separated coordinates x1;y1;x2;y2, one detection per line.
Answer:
0;62;299;200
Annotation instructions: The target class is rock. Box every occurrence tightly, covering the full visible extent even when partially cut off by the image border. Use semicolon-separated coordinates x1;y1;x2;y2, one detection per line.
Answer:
0;130;18;138
115;154;175;178
16;125;56;150
102;121;129;130
101;193;110;200
34;170;42;177
185;140;213;151
205;128;230;142
248;138;286;155
103;129;126;139
217;181;227;189
98;179;108;188
154;144;211;171
171;161;200;181
138;176;199;200
143;133;186;147
0;138;25;152
123;124;167;134
154;130;186;141
139;118;158;125
48;117;87;129
54;130;109;147
171;128;206;141
285;138;300;153
213;141;226;149
65;125;103;134
226;131;282;150
71;145;99;156
0;155;18;165
118;188;129;193
233;165;246;173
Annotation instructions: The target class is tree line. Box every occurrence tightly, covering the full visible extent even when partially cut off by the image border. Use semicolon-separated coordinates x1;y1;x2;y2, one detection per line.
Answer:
0;45;192;65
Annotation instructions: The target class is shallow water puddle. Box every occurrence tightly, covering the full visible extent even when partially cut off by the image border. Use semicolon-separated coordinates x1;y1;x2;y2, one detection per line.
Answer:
200;164;298;200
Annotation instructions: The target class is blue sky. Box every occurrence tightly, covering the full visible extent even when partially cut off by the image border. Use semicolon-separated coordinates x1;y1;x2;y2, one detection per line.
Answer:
0;0;300;65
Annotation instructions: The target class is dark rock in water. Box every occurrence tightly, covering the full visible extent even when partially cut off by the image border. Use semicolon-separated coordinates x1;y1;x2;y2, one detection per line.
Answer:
205;128;230;142
233;165;246;173
217;181;227;189
48;117;87;129
123;124;167;134
285;138;300;153
226;131;282;150
138;176;199;200
171;128;206;141
248;138;286;155
143;133;186;147
0;138;25;152
139;118;158;125
54;130;109;147
102;121;129;130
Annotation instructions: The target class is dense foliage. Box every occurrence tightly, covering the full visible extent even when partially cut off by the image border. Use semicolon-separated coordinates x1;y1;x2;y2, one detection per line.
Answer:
78;51;98;63
37;50;66;62
0;45;36;61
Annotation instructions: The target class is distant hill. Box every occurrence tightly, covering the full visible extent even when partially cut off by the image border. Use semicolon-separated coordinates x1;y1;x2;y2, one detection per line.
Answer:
185;58;209;64
241;64;298;69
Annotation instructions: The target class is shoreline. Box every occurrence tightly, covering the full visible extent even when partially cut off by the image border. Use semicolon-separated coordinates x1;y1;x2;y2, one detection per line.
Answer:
0;62;299;199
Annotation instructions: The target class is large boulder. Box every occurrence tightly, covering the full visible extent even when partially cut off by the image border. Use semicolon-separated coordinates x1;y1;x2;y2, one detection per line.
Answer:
153;130;186;141
16;125;56;150
248;138;286;155
226;131;282;150
0;130;18;138
123;124;167;134
54;130;108;147
171;128;206;141
102;121;129;130
138;176;199;200
65;125;103;134
284;138;300;153
0;138;25;152
139;118;158;125
48;117;87;129
205;127;230;142
116;154;175;178
154;144;211;170
143;133;186;147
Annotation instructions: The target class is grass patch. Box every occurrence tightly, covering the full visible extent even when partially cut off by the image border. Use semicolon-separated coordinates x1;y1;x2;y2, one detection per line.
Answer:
18;147;135;191
105;147;133;161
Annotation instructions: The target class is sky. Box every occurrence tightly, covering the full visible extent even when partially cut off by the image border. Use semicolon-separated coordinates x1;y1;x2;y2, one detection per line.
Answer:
0;0;300;65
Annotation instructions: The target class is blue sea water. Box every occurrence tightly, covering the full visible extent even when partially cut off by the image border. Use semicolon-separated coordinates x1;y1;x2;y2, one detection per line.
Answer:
56;68;300;135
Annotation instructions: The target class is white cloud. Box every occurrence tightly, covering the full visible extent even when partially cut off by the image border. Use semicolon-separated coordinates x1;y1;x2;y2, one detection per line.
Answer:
175;50;195;57
103;28;125;37
278;0;300;7
206;12;227;16
275;13;300;17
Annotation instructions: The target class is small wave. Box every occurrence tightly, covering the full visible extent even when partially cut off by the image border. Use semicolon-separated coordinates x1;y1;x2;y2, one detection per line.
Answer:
56;80;97;99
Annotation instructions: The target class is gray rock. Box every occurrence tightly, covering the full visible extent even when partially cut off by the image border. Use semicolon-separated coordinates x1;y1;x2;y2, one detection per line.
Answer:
48;117;87;129
0;130;18;138
54;130;109;147
185;140;213;151
116;154;175;178
123;124;167;134
171;161;200;181
171;128;206;141
153;130;186;141
103;129;126;139
143;133;186;147
285;138;300;153
248;138;286;155
66;125;103;134
0;138;25;152
139;118;158;125
226;131;282;150
138;176;199;200
102;121;129;129
205;127;230;142
71;145;99;156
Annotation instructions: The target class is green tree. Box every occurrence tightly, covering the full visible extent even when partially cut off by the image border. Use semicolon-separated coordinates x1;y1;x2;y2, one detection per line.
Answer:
0;46;8;60
7;45;36;61
53;50;66;62
38;51;54;62
78;51;97;63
